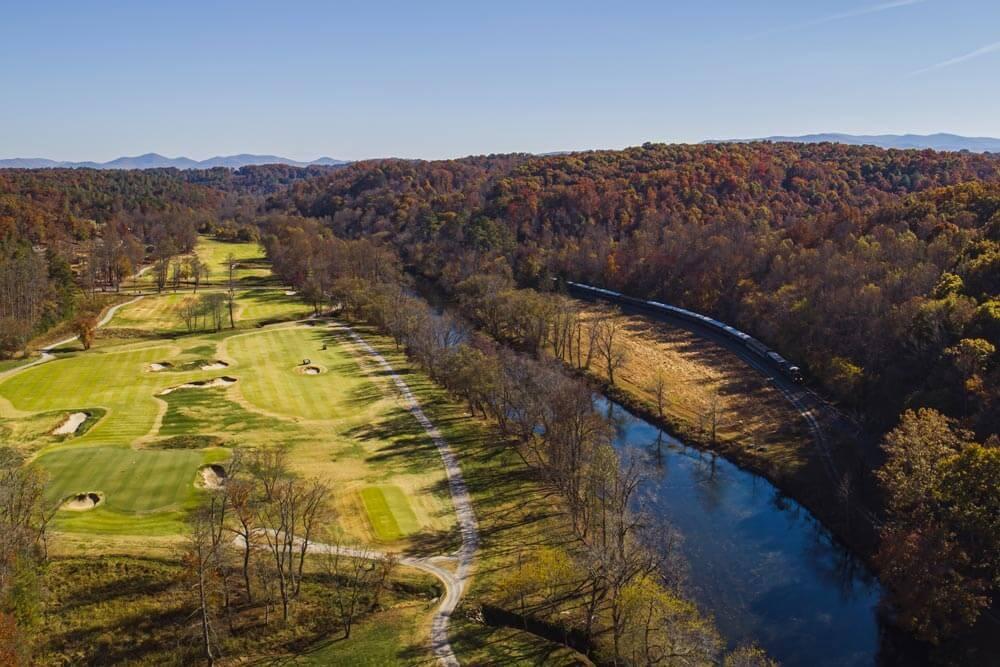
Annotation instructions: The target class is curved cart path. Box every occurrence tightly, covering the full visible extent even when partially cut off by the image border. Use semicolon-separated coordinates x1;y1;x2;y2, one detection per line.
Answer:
0;296;144;381
332;321;478;666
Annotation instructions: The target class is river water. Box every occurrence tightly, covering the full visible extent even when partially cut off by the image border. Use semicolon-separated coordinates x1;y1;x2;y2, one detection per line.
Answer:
600;397;883;666
410;276;886;665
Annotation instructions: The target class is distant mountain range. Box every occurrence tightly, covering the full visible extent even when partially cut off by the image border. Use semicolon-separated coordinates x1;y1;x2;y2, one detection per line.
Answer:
708;133;1000;153
0;153;350;170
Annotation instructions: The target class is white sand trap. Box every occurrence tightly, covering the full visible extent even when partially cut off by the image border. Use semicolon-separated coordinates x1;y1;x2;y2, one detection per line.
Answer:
296;364;326;376
53;412;88;435
198;464;227;490
62;492;103;512
285;290;298;296
159;376;237;395
149;362;173;372
200;360;229;370
305;366;320;375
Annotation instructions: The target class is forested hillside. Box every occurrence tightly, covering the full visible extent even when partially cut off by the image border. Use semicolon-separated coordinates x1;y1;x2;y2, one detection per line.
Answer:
269;142;1000;436
0;169;225;355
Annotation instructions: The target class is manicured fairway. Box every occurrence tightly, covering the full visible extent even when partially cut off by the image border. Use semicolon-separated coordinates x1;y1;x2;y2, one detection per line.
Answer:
0;344;180;447
126;237;269;289
108;292;202;332
224;326;374;421
195;237;270;282
236;288;312;324
1;245;457;548
35;445;221;535
360;485;420;541
107;288;309;334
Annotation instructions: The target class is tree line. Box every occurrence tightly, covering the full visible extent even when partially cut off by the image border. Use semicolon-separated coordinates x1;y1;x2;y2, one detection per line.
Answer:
267;143;1000;438
264;222;774;665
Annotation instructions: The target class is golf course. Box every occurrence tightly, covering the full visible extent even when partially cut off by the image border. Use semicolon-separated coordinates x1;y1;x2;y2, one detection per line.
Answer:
1;234;585;665
0;237;454;547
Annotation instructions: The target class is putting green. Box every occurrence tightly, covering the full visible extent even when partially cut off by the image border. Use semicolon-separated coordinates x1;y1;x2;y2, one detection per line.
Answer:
224;326;375;421
360;485;420;541
36;445;222;535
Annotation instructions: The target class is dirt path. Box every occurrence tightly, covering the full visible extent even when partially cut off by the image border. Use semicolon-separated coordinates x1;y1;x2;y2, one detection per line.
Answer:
331;321;478;667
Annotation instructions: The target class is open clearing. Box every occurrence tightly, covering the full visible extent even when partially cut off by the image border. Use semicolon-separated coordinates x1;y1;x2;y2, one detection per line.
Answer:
567;304;811;468
106;286;310;334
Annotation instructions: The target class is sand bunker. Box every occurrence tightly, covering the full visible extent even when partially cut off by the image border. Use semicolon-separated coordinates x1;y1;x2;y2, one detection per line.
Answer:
285;290;298;296
198;464;227;490
200;360;229;371
149;362;173;372
53;412;88;435
159;376;238;395
62;492;103;511
296;364;326;376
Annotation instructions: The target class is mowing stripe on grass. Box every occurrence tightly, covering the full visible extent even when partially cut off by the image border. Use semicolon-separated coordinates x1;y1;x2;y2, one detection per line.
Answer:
36;446;204;515
360;485;420;541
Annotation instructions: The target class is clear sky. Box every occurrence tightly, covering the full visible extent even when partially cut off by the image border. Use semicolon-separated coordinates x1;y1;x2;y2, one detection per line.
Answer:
2;0;998;161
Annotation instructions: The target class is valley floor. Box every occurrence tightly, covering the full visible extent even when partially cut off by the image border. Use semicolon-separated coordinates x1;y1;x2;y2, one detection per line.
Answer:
0;237;587;665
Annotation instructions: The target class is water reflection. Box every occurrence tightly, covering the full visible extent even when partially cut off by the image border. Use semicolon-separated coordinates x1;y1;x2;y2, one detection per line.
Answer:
600;396;882;667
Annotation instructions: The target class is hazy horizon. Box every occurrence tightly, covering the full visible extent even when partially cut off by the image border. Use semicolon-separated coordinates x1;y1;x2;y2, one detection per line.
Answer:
3;1;998;161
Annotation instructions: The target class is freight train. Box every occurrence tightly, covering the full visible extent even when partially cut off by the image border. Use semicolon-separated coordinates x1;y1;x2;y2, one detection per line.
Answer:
565;281;804;383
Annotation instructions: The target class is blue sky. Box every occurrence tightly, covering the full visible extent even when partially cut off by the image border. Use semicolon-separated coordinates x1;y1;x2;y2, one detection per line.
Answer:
1;0;997;161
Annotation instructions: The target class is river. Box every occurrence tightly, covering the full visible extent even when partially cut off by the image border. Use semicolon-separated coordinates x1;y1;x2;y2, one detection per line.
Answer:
410;276;887;665
600;396;883;666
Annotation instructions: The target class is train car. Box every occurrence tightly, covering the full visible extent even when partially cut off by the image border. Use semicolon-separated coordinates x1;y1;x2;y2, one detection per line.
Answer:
745;338;769;357
565;280;805;383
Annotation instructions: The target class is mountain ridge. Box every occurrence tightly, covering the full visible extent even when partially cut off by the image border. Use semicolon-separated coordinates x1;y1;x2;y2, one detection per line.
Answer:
706;132;1000;153
0;152;350;170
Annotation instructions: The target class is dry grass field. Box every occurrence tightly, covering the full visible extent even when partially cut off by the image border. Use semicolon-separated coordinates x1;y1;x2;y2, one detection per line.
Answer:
567;304;812;472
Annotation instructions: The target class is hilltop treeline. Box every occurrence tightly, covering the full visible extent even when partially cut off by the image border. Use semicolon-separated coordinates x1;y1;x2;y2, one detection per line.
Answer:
0;166;302;355
268;142;1000;435
263;143;1000;645
0;168;213;354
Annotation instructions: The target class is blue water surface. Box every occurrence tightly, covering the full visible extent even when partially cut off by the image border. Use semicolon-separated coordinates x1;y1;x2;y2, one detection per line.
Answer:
602;398;882;666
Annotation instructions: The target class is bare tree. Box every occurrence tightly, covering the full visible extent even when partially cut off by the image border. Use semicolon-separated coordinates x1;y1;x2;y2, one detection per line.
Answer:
250;456;328;621
0;448;52;658
293;479;329;597
185;510;221;665
202;293;227;332
226;253;237;328
171;259;186;293
650;368;668;420
154;256;170;294
225;477;257;603
190;257;209;293
594;311;628;386
701;392;721;447
180;298;201;333
319;540;393;639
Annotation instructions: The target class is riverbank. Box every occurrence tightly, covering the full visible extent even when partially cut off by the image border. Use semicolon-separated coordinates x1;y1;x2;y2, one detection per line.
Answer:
412;274;881;561
556;296;884;561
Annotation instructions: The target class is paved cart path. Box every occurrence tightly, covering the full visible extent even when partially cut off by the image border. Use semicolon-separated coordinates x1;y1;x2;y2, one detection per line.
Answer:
331;322;478;666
